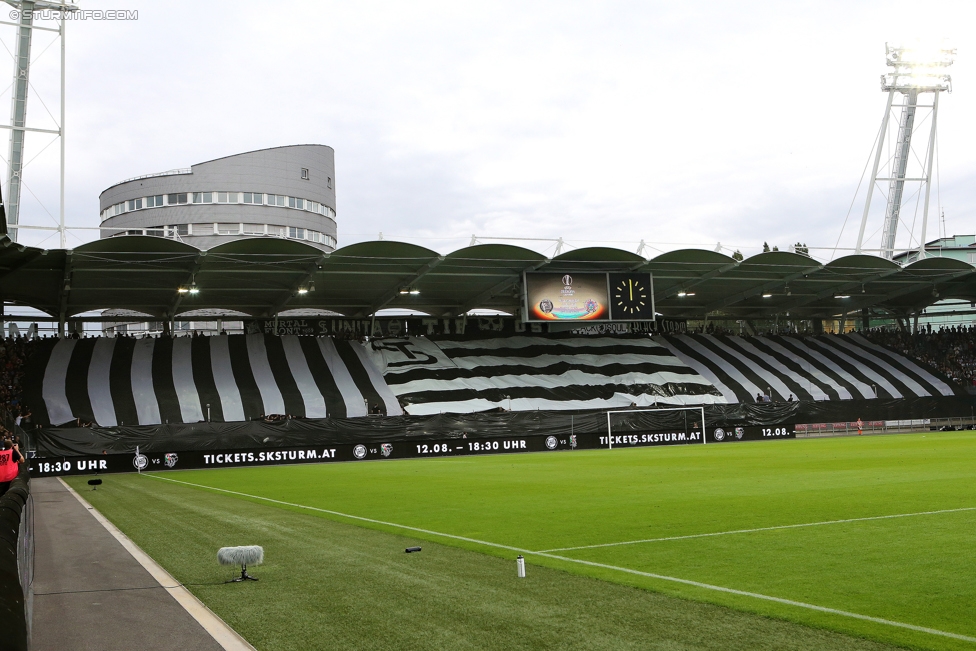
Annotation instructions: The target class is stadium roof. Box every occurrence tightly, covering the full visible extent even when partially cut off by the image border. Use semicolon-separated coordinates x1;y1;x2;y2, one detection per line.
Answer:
1;235;974;322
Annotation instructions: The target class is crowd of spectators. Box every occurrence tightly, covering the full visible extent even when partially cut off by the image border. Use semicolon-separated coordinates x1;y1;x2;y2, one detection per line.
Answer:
258;413;294;423
862;325;976;386
0;337;37;430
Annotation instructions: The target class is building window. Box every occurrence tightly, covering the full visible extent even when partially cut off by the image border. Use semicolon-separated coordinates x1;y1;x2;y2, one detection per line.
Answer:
217;192;238;204
192;192;213;204
301;168;309;180
266;194;285;206
217;223;240;235
167;193;188;205
288;226;305;239
169;224;189;237
242;223;264;235
146;195;164;208
127;198;143;211
146;227;165;237
269;225;285;237
327;176;332;189
243;192;262;204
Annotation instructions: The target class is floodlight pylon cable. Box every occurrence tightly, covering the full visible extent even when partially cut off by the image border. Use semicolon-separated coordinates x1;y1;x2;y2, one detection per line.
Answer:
834;129;881;261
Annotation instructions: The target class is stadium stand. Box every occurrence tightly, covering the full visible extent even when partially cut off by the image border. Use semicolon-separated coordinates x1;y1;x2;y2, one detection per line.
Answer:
660;334;958;402
0;336;34;427
27;334;402;427
20;330;972;425
862;327;976;387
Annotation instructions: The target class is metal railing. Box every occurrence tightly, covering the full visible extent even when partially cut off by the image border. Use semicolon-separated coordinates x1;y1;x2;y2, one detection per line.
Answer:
115;168;192;185
796;417;976;437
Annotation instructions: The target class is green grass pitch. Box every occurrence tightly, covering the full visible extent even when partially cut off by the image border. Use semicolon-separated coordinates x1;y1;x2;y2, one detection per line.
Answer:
65;432;976;650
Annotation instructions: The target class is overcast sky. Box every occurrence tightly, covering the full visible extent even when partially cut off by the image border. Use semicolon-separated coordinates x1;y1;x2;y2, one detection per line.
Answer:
4;0;975;260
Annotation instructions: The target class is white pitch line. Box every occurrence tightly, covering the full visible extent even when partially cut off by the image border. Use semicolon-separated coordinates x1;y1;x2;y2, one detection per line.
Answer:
531;553;976;644
143;473;976;645
537;505;976;553
59;478;256;651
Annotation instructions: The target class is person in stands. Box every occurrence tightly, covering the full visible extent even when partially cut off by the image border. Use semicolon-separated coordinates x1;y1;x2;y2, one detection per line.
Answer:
0;437;22;495
755;393;763;403
857;417;864;436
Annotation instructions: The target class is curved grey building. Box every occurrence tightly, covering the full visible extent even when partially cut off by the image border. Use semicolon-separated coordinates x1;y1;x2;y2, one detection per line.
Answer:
98;144;337;251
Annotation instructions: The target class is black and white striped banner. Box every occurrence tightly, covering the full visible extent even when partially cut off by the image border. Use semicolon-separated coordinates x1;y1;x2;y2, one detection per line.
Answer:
659;334;958;403
365;336;727;415
29;335;402;426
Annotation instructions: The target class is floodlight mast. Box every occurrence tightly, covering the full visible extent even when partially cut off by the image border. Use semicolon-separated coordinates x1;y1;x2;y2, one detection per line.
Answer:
1;0;77;245
855;42;954;260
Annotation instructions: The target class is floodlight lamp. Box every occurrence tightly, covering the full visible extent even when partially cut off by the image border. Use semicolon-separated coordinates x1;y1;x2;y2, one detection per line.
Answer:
685;292;695;297
409;289;420;295
834;294;850;299
886;41;956;67
882;40;955;92
677;291;687;297
297;287;308;295
188;283;199;295
762;293;772;298
177;286;189;294
399;288;410;295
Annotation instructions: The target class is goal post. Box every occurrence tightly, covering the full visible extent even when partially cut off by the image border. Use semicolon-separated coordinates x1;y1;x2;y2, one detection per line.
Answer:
605;406;706;449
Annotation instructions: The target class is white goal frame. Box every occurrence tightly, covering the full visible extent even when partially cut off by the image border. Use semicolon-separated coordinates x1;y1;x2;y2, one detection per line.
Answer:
606;406;706;448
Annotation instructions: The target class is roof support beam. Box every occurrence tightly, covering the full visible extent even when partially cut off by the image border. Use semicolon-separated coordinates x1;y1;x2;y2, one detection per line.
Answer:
168;251;207;319
703;263;822;312
657;261;739;300
453;259;549;317
876;268;976;307
356;255;445;318
0;248;42;280
776;266;903;312
263;252;332;317
57;251;72;336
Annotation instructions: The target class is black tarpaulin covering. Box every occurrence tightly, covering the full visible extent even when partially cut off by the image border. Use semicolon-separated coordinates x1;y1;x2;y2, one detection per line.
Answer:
29;395;976;457
0;465;31;651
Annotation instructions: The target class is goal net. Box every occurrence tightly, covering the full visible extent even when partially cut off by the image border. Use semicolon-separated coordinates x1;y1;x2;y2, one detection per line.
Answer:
605;406;706;448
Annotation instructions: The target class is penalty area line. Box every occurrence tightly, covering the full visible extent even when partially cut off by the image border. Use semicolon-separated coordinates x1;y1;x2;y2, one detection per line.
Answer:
537;506;976;553
143;473;976;645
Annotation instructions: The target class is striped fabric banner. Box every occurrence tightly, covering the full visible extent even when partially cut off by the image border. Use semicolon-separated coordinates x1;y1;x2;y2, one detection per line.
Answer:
659;334;959;403
366;336;727;415
29;334;403;426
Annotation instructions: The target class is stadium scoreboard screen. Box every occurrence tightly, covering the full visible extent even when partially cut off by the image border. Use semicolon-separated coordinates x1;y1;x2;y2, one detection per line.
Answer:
523;272;655;322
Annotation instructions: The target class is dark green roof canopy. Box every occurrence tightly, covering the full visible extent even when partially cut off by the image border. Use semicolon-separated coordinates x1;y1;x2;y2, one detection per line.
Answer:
1;236;974;321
